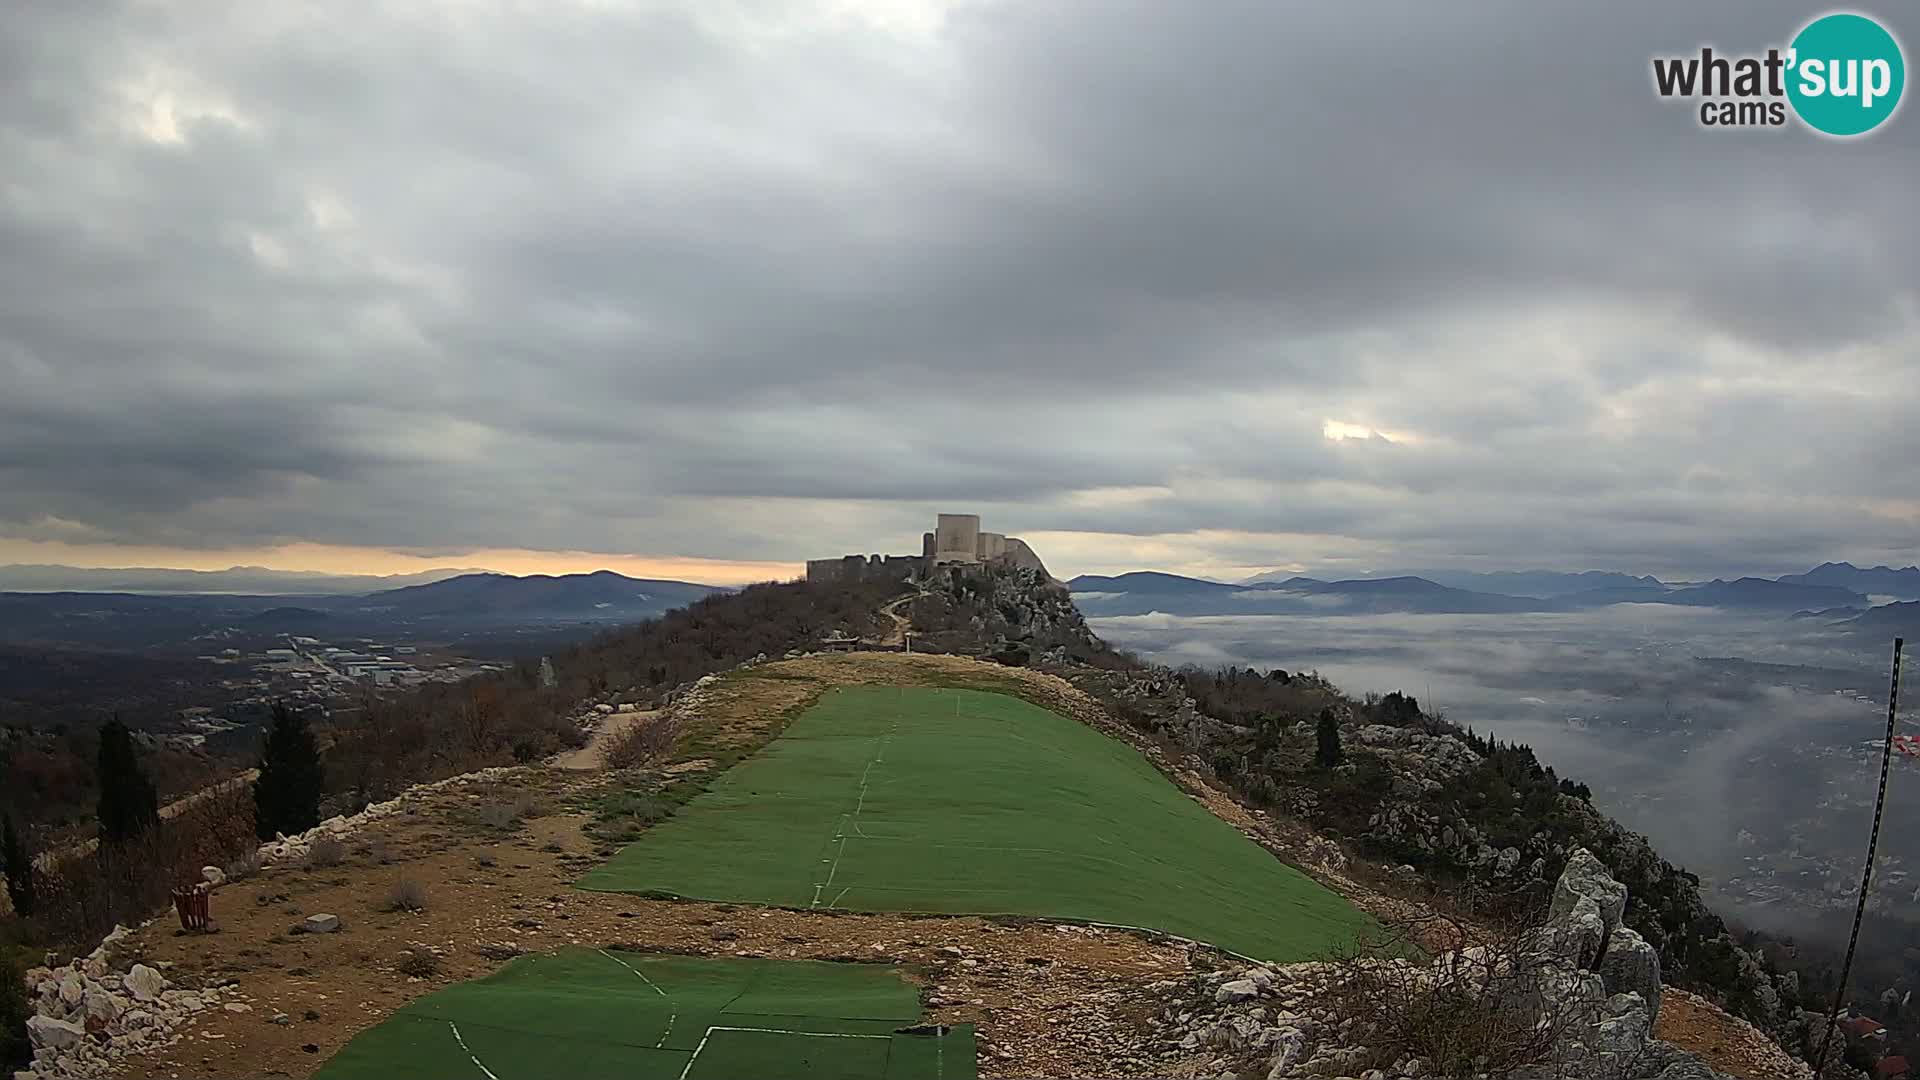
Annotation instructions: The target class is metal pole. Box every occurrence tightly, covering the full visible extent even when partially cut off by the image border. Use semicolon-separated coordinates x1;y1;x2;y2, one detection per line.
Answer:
1814;637;1904;1073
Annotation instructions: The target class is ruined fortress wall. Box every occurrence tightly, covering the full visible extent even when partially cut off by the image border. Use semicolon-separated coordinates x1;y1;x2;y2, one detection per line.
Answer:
806;554;921;583
1000;538;1050;578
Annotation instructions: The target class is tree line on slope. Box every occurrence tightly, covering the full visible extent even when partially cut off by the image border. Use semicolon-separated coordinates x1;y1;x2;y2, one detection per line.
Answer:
2;577;897;946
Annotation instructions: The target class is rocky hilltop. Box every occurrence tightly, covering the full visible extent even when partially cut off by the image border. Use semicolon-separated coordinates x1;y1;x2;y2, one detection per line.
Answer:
1149;850;1789;1079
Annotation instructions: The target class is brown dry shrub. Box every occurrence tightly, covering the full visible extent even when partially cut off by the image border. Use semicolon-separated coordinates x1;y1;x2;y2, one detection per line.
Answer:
396;947;441;978
303;835;346;869
382;877;427;913
602;715;681;771
223;849;263;882
31;786;257;951
1308;909;1635;1080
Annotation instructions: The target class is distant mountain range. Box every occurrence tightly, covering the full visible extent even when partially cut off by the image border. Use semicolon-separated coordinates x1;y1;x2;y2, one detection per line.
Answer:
1242;568;1663;598
0;564;484;595
1843;600;1920;638
0;570;726;648
353;571;720;618
1070;568;1880;618
1776;562;1920;599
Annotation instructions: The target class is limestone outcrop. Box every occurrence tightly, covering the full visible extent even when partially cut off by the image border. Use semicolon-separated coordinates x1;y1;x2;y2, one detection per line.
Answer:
1147;850;1799;1079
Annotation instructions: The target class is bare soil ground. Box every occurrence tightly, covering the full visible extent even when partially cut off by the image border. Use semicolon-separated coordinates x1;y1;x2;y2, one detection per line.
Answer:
98;651;1792;1080
109;767;1191;1079
1657;988;1812;1080
550;709;661;770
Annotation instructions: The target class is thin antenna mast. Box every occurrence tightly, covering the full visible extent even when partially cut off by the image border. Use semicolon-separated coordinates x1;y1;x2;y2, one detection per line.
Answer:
1814;637;1905;1073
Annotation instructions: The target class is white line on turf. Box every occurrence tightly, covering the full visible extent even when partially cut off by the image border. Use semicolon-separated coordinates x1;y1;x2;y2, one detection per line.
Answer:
821;837;848;889
598;949;678;1048
447;1021;501;1080
811;719;894;908
676;1025;893;1080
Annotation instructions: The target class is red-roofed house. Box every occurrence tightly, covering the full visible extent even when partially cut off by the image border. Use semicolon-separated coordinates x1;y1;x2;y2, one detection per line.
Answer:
1875;1055;1910;1080
1843;1014;1889;1042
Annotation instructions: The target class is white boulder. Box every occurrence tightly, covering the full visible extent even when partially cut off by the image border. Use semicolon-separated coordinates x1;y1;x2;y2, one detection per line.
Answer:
123;964;166;1002
27;1016;86;1050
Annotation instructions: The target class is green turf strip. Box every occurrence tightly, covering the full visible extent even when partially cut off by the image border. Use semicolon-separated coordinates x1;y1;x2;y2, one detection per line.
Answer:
580;685;1372;961
314;950;973;1080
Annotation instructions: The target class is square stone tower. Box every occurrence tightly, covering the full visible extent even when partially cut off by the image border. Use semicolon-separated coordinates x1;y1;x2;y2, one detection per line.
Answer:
932;513;983;565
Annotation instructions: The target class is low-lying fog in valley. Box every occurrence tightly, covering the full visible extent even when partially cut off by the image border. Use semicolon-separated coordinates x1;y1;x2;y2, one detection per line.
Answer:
1093;606;1915;946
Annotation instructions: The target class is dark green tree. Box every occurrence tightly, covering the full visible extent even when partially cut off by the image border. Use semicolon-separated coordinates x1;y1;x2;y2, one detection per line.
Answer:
0;954;28;1073
1315;708;1343;768
95;718;160;844
1;813;32;916
254;703;325;841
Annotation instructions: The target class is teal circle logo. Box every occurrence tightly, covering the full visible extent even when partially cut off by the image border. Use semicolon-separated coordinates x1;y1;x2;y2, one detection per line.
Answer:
1787;12;1905;136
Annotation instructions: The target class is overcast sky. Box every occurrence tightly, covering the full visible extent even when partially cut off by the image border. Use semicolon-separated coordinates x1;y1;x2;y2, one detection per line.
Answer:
2;1;1916;584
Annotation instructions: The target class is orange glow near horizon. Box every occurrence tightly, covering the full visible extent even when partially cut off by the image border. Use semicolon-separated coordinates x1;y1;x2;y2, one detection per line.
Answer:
0;539;802;587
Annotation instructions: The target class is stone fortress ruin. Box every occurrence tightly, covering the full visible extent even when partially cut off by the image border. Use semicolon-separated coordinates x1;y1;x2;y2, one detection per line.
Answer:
806;513;1050;583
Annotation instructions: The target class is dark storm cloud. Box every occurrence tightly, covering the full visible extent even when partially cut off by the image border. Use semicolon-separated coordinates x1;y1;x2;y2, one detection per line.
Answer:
0;0;1914;572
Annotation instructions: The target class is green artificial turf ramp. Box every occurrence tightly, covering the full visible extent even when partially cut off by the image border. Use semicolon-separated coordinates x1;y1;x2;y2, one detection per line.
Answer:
314;950;973;1080
580;685;1371;961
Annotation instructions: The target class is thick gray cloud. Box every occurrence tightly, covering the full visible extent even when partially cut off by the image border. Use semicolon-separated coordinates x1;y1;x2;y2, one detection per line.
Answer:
1;0;1916;578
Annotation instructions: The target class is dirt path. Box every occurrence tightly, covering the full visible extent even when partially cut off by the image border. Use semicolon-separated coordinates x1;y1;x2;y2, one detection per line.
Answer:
875;591;918;647
549;710;661;770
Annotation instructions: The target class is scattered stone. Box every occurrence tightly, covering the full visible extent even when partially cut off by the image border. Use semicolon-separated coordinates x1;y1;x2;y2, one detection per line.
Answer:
1213;978;1259;1004
201;865;226;888
83;989;120;1024
26;1016;85;1051
224;1002;253;1014
303;913;342;934
123;964;167;1002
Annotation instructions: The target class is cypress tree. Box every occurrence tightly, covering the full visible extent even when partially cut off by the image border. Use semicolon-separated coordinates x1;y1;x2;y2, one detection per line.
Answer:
1315;707;1344;768
254;702;324;841
1;813;32;917
95;718;160;844
1;954;29;1073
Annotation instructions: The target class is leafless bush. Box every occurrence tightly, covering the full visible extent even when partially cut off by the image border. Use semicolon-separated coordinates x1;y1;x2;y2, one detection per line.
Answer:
1310;910;1626;1079
223;849;263;882
396;947;441;977
303;835;346;869
472;801;519;830
602;715;681;770
31;787;257;951
467;789;544;832
382;877;427;913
